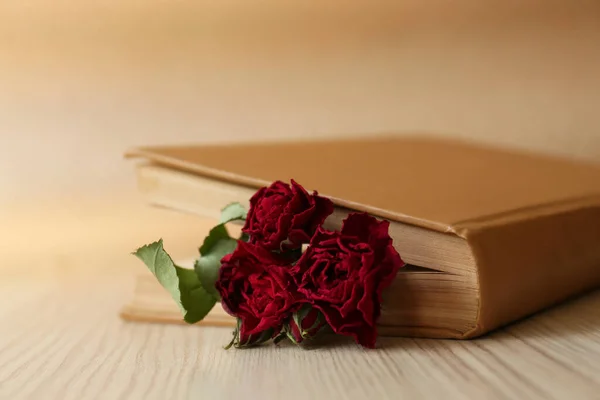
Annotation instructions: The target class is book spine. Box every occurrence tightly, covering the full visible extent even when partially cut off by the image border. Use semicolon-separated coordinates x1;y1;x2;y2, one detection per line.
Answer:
461;205;600;338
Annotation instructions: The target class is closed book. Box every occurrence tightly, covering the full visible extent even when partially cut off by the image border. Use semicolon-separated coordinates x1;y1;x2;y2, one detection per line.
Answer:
124;135;600;338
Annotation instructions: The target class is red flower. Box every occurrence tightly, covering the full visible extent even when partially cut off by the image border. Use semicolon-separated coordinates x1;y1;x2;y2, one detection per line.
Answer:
291;213;405;348
216;241;298;341
242;180;334;252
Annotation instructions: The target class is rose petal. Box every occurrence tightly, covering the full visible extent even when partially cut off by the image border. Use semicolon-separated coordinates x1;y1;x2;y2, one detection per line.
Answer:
340;213;379;240
315;304;378;348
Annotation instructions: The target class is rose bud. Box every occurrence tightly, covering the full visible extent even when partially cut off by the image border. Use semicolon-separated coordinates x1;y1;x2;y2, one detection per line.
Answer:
225;319;277;349
242;180;334;252
286;304;328;344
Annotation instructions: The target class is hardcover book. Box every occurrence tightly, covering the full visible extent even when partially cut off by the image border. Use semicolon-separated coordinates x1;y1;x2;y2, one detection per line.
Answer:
123;135;600;339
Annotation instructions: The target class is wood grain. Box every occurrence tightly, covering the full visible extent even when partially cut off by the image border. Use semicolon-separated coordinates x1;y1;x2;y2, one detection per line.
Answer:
2;195;600;400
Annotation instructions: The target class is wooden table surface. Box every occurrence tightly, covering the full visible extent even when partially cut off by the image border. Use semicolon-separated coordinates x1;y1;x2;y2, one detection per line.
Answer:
2;193;600;400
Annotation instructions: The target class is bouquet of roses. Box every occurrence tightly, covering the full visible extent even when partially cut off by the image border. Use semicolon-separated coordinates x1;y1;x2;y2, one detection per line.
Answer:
134;180;405;349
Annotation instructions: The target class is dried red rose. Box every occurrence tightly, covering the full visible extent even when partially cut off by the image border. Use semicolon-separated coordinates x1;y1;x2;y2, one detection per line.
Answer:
216;241;298;342
291;213;405;348
242;180;334;252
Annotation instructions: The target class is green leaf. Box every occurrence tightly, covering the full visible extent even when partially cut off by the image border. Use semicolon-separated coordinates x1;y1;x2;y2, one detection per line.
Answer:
133;239;216;324
220;202;247;224
199;224;230;255
195;236;238;299
193;203;247;302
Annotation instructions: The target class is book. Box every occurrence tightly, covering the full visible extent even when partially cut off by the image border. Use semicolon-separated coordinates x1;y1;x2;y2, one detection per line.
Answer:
120;259;236;328
124;135;600;339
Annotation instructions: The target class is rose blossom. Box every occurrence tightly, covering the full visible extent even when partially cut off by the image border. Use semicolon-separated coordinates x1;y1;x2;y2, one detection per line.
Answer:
242;180;334;252
216;241;298;342
291;213;405;348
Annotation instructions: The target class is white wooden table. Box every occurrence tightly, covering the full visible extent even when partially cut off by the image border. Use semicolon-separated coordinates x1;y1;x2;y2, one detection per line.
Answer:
2;194;600;400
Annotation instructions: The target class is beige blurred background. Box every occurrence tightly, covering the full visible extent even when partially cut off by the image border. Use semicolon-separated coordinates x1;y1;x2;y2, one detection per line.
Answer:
1;0;599;204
